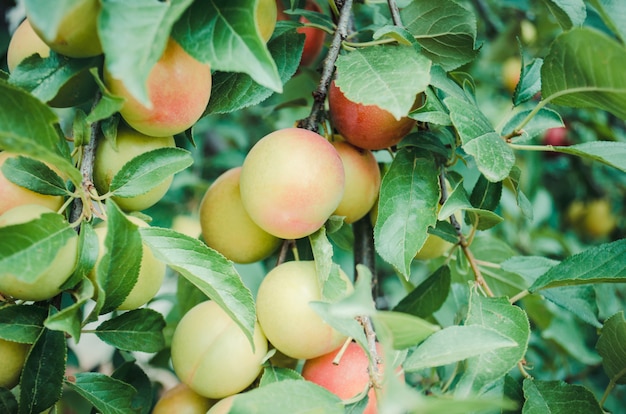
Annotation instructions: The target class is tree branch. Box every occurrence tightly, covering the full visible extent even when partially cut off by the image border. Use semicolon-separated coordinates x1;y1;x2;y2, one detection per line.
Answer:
387;0;403;27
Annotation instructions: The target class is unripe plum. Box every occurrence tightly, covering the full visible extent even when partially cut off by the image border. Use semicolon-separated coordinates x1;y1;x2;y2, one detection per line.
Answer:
414;233;454;260
239;128;345;239
90;215;166;310
199;167;281;264
104;38;212;137
152;383;212;414
0;152;65;216
7;19;50;72
171;301;268;399
580;199;617;239
0;338;29;389
0;204;78;301
206;395;235;414
256;0;278;42
331;140;381;224
502;57;521;94
328;81;417;150
93;125;175;212
256;260;352;360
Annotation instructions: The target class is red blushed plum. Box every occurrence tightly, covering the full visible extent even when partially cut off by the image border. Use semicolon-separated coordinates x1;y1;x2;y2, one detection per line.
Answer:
239;128;345;240
104;37;212;137
328;81;417;150
276;0;326;67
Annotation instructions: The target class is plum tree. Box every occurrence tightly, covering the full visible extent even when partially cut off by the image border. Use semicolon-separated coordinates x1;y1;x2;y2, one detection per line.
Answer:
328;81;418;150
0;152;65;215
199;167;281;263
256;0;278;42
152;383;213;414
0;338;29;390
331;140;381;224
239;127;345;239
255;260;352;360
0;204;78;301
104;38;212;137
90;215;166;310
26;0;102;58
276;0;325;67
93;125;175;212
171;300;268;399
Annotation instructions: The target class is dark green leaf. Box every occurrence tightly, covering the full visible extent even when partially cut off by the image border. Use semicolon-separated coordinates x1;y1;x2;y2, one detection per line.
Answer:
596;311;626;385
522;379;603;414
95;309;165;353
470;174;502;212
65;372;138;414
0;388;17;414
1;156;68;196
542;285;601;328
0;305;47;343
393;266;451;318
45;279;95;341
539;0;586;30
111;362;153;414
514;57;542;106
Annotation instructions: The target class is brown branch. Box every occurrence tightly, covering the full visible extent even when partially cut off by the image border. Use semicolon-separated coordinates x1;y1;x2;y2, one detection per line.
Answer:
387;0;403;27
356;315;383;389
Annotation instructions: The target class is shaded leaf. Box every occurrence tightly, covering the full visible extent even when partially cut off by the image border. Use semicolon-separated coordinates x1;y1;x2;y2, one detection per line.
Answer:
0;305;47;343
539;0;587;30
65;372;138;414
522;379;603;414
553;141;626;173
596;311;626;385
372;311;440;350
587;0;626;43
393;266;451;318
502;107;564;143
45;279;95;341
95;309;165;353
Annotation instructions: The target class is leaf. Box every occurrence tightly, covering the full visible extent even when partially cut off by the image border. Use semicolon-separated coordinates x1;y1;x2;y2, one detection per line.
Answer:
501;107;564;143
553;141;626;173
587;0;626;43
86;68;126;124
501;255;560;285
140;226;257;348
334;45;431;119
100;0;194;106
0;305;47;343
596;311;626;385
541;27;626;119
514;57;543;106
229;379;344;414
259;366;303;387
63;221;99;290
206;23;304;114
463;132;516;182
529;239;626;291
374;149;439;278
505;166;533;220
403;325;518;372
543;313;602;365
393;266;451;318
455;292;530;397
539;0;587;30
110;362;152;414
0;389;17;414
401;0;478;71
19;328;67;414
522;379;603;414
309;226;334;296
372;311;440;350
470;174;502;212
0;79;80;184
44;279;95;341
65;372;138;414
172;0;282;92
95;308;165;353
542;285;601;328
1;155;68;196
109;147;193;197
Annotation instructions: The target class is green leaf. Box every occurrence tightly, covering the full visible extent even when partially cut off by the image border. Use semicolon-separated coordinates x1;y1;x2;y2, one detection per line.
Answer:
539;0;587;30
229;379;344;414
140;226;257;349
587;0;626;43
65;372;138;414
501;256;559;285
522;379;603;414
19;328;67;414
401;0;478;71
504;166;533;220
553;141;626;173
0;305;47;343
172;0;282;92
63;221;99;290
455;292;530;397
95;308;165;353
206;23;304;114
514;57;542;106
334;45;431;119
529;239;626;291
0;389;17;414
463;133;516;182
541;27;626;119
0;79;80;184
373;25;420;47
409;88;452;126
1;155;68;196
393;266;451;318
544;312;602;365
109;147;193;198
44;279;95;341
259;366;303;387
100;0;194;106
596;311;626;385
372;311;440;350
86;68;125;124
502;107;564;143
309;226;333;294
542;285;601;328
470;174;502;212
403;325;518;372
110;362;152;414
374;149;439;278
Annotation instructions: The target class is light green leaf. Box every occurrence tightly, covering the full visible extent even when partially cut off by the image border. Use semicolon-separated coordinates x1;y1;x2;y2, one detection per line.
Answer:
444;96;493;144
588;0;626;43
501;255;559;285
404;325;517;372
463;132;516;182
0;305;47;343
44;279;95;341
65;372;138;414
372;311;440;350
334;45;431;120
85;68;125;124
596;311;626;385
95;308;165;353
1;155;68;196
502;108;564;143
140;227;256;348
505;166;533;220
539;0;587;30
110;362;152;414
522;379;603;414
259;366;303;387
542;285;601;328
553;141;626;173
514;57;543;106
542;27;626;119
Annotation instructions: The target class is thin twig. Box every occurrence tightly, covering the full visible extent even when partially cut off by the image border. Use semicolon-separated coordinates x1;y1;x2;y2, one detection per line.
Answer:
356;315;383;389
387;0;403;27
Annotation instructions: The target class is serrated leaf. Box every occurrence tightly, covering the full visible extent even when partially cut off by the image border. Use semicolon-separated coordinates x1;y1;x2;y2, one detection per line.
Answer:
539;0;587;30
373;25;419;46
374;149;439;278
553;141;626;173
470;174;502;212
501;256;559;285
522;379;603;414
139;227;256;348
259;366;303;387
110;362;152;414
100;0;194;106
465;207;505;231
172;0;281;92
334;45;431;119
95;309;165;353
393;266;451;318
455;293;530;397
463;132;516;182
229;379;344;414
19;328;67;414
401;0;478;71
505;166;533;220
372;311;440;350
409;88;452;126
404;325;518;372
1;156;67;196
588;0;626;44
502;108;564;143
529;239;626;291
206;23;304;114
45;279;95;341
109;147;192;198
63;221;99;290
542;27;626;119
596;311;626;385
0;305;47;343
65;372;138;414
542;285;601;328
0;389;17;414
445;96;493;144
514;57;542;106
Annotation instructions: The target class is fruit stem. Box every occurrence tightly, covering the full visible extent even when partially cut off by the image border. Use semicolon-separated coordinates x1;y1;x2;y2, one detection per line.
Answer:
509;289;530;304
